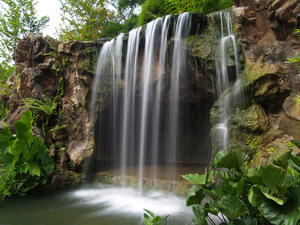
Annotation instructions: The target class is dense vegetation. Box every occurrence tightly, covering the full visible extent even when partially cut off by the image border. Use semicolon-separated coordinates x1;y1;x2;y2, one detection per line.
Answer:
182;143;300;225
0;111;55;200
0;0;49;83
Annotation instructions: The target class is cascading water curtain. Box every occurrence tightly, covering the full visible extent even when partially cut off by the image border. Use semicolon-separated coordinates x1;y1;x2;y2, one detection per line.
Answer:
91;13;195;190
214;11;241;151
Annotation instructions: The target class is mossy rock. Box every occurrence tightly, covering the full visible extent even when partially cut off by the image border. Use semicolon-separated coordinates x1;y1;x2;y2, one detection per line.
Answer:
241;60;279;86
232;104;270;132
77;47;98;75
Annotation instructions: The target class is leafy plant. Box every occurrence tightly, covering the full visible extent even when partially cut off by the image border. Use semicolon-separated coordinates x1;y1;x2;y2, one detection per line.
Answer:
183;149;300;225
144;209;168;225
164;0;233;15
0;102;8;121
0;111;55;200
23;96;58;115
49;124;69;132
137;0;167;26
0;0;48;82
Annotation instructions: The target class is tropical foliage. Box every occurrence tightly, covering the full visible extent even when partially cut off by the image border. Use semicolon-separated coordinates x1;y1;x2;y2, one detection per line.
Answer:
137;0;233;25
137;0;167;26
144;209;169;225
164;0;233;15
0;0;49;82
0;111;55;200
183;144;300;225
59;0;234;39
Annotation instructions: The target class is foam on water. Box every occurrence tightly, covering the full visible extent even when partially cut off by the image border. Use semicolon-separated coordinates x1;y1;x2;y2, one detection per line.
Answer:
69;186;191;216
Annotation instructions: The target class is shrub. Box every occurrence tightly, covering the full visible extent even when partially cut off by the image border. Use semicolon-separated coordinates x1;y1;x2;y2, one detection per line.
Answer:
0;111;55;200
138;0;168;26
183;145;300;225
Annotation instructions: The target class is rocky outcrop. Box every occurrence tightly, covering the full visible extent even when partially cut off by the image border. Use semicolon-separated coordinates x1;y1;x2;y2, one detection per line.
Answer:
5;34;106;184
210;0;300;164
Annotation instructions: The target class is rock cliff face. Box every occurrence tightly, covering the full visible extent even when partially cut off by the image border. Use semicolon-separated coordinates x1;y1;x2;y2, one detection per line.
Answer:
2;0;300;183
4;34;106;185
212;0;300;164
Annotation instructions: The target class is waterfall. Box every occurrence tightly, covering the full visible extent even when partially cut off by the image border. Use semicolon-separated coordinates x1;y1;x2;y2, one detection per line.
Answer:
151;15;171;181
120;27;142;184
167;13;191;179
214;12;241;150
138;18;164;189
91;12;212;190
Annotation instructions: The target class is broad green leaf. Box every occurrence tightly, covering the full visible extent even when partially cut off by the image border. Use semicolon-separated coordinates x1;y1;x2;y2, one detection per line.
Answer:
287;166;300;179
15;111;33;145
283;210;300;225
246;168;262;184
182;170;213;185
273;151;293;169
214;150;247;170
248;185;263;207
182;174;207;185
13;138;28;160
259;186;285;205
229;217;258;225
217;169;239;181
26;161;40;177
288;159;300;173
192;205;208;225
186;185;205;206
248;185;300;225
260;165;286;189
291;140;300;149
216;195;249;220
229;178;245;196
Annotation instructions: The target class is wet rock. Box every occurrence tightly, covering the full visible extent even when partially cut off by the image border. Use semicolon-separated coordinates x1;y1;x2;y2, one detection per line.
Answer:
6;34;107;174
210;0;300;161
283;92;300;121
234;104;270;132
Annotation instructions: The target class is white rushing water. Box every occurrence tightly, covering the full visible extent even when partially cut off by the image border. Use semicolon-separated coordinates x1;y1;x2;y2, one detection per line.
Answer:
70;186;190;216
214;11;241;150
91;13;192;190
167;12;191;177
151;15;171;180
138;18;164;190
120;27;142;185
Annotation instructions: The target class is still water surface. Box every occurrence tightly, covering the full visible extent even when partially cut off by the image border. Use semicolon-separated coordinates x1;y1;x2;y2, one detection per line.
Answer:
0;185;192;225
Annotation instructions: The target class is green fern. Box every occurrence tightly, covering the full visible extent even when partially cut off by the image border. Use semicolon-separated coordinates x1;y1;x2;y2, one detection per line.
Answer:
164;0;233;14
286;56;300;64
23;96;57;115
49;124;69;132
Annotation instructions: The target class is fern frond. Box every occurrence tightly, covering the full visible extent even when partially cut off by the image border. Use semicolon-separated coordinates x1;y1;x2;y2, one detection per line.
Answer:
23;97;57;115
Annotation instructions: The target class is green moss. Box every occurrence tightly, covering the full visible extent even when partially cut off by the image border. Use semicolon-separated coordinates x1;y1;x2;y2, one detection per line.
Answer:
187;35;216;61
295;95;300;104
241;60;278;86
266;147;278;153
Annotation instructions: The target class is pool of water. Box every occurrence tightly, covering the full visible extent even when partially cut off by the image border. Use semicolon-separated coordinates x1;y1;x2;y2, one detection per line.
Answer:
0;185;193;225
